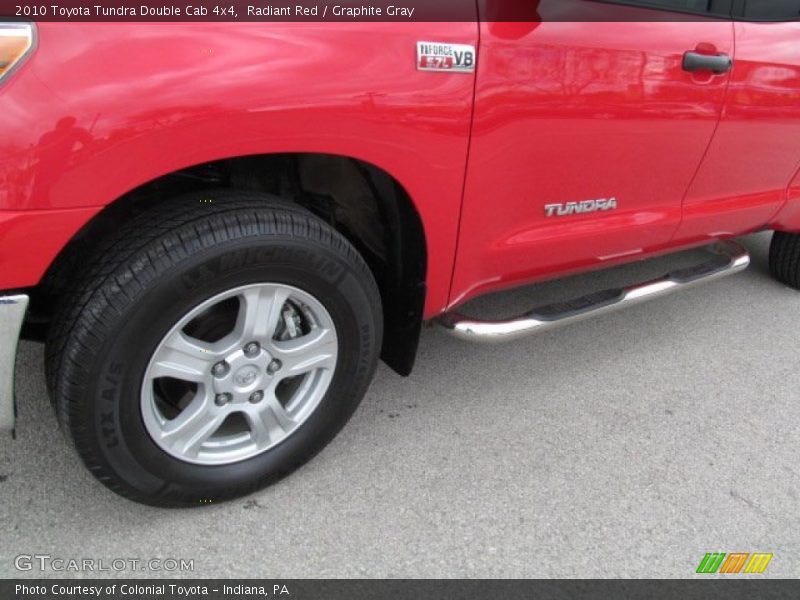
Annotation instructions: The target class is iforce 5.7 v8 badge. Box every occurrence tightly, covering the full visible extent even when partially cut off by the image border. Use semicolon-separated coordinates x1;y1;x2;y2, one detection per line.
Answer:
417;42;476;73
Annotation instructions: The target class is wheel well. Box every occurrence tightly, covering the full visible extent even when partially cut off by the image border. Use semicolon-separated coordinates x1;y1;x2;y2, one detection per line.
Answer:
33;153;427;375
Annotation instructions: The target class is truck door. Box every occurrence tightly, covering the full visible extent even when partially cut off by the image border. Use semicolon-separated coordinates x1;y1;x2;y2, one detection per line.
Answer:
675;4;800;241
449;0;734;307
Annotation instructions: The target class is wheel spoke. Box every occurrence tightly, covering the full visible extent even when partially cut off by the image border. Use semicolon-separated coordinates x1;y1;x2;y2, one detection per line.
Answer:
246;394;297;446
236;286;290;344
159;394;224;457
142;283;339;465
150;332;215;382
271;327;337;376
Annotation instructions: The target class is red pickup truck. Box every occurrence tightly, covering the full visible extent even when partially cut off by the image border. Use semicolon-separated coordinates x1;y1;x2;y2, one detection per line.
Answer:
2;2;800;505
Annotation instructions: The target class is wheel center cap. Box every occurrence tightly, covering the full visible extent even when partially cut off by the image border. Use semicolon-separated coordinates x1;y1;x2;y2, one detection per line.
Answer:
233;365;261;390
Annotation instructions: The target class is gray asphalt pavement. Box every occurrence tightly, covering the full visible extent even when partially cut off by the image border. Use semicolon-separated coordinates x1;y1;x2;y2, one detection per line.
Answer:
2;231;798;578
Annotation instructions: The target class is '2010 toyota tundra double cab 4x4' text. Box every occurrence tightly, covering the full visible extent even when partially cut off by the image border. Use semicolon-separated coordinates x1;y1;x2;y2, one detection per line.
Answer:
2;1;800;505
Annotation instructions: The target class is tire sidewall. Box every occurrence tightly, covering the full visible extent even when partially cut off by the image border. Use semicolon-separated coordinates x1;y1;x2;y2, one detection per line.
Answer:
79;234;380;501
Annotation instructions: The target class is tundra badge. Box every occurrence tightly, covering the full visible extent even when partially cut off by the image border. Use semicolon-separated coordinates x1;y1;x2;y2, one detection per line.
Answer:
545;198;618;218
417;42;476;73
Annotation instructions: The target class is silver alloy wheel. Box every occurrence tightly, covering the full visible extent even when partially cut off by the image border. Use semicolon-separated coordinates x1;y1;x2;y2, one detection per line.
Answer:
141;283;338;466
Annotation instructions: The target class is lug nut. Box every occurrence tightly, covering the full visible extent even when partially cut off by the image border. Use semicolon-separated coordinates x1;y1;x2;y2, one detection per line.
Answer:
249;390;264;404
212;361;230;378
267;359;282;374
243;342;260;357
215;393;232;407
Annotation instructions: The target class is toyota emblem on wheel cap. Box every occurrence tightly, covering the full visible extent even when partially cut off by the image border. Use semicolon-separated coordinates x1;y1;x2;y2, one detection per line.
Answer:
235;367;259;387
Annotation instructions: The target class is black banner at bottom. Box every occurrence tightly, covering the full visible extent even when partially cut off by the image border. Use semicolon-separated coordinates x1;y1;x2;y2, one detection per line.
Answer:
3;580;799;600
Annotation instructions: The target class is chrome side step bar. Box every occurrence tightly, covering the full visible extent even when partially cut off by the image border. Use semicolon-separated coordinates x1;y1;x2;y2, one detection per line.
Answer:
438;240;750;344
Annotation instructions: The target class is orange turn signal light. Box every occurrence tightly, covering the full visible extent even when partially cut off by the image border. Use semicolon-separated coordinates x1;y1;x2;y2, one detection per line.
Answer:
0;23;34;83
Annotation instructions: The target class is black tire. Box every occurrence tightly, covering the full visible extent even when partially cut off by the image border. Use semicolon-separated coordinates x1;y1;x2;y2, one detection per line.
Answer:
45;190;382;506
769;231;800;290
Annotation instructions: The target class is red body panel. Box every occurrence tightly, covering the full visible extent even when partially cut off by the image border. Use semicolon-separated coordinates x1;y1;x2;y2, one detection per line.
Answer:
0;208;101;287
2;15;800;319
450;16;734;306
772;166;800;231
677;20;800;243
0;21;478;316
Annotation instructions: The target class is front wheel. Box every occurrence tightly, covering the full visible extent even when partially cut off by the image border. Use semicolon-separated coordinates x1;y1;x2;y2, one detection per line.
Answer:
46;191;382;506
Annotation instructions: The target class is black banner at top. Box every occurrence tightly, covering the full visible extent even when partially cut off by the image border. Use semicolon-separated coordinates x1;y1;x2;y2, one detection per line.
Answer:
3;0;796;22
